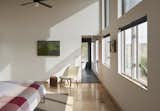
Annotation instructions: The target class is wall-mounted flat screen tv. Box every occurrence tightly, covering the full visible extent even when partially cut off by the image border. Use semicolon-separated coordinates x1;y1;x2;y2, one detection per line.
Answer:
37;41;60;56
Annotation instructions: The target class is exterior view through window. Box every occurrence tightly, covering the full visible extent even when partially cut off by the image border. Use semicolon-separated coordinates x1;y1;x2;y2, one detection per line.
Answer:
96;40;99;73
81;43;88;69
118;0;143;17
102;36;110;68
91;42;94;63
118;21;148;86
124;0;143;13
102;0;110;29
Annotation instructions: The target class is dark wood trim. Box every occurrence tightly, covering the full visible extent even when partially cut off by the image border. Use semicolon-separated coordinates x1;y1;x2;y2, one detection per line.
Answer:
103;33;111;38
88;41;91;70
82;38;92;42
119;16;147;31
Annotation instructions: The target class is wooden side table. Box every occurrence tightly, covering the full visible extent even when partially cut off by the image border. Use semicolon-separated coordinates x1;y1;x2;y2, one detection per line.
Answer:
50;76;57;87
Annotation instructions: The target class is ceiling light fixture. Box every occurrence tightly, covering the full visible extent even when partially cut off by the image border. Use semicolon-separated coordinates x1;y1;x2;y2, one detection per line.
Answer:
21;0;53;8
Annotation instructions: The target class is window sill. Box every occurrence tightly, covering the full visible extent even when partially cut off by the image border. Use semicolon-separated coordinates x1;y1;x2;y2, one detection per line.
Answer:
118;73;148;91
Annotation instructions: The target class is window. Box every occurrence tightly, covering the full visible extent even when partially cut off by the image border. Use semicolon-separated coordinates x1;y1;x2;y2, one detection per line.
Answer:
105;0;110;27
118;17;148;86
102;36;110;67
81;42;88;62
124;28;132;76
102;0;105;29
137;22;148;84
123;0;143;13
102;0;110;29
118;0;143;17
118;0;122;18
91;42;94;63
96;40;99;61
96;40;99;72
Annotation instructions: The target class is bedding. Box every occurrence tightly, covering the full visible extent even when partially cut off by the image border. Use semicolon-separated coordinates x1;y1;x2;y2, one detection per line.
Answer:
0;81;46;111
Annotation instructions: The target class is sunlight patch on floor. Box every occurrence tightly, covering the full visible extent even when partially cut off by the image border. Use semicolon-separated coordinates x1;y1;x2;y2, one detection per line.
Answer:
65;96;74;111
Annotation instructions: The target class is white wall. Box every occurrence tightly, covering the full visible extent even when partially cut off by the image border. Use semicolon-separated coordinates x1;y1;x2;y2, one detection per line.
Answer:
98;0;160;111
0;0;99;81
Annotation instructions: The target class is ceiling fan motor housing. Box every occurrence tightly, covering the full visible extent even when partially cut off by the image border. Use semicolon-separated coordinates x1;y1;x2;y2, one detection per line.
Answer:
21;0;52;8
34;0;40;2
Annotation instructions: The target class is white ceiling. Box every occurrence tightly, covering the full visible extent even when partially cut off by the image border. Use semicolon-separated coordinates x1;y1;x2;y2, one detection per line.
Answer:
0;0;98;27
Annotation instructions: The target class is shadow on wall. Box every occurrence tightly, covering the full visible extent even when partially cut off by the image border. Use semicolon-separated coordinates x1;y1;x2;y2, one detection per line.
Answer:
0;0;99;81
47;48;81;76
46;48;82;82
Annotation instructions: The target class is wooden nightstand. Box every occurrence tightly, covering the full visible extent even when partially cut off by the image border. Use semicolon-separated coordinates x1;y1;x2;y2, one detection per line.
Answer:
50;76;57;87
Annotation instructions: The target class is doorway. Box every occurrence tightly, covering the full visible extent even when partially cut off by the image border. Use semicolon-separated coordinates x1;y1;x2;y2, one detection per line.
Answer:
81;38;99;83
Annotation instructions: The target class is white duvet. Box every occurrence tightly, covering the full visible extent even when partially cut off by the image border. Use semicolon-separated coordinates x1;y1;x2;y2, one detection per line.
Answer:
0;81;46;111
0;82;27;108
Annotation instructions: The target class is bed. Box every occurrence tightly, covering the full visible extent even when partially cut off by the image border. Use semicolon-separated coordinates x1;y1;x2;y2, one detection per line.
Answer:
0;81;46;111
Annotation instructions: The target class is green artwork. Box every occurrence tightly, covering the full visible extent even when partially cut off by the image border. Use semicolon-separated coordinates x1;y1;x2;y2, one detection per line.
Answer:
37;41;60;56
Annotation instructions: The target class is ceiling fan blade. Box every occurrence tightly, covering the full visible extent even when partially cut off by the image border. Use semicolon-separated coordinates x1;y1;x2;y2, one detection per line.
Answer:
21;2;35;6
38;2;52;8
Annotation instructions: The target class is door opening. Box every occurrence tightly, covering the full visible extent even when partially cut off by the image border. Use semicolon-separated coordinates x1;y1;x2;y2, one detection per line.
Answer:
81;38;91;70
81;37;99;83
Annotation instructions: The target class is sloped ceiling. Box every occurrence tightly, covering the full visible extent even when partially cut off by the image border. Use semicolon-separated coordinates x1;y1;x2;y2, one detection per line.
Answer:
0;0;98;28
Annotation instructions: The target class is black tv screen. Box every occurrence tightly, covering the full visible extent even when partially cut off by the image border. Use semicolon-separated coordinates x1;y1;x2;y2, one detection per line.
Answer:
37;41;60;56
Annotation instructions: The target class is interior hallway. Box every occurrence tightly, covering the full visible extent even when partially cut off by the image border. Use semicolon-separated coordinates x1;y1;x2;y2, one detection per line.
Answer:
41;83;121;111
81;69;100;83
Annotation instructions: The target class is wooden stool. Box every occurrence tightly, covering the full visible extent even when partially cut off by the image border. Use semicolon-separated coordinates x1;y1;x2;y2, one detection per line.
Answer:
50;76;57;87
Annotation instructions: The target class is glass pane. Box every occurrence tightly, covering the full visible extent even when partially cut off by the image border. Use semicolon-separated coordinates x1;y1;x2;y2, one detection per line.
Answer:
96;40;99;72
102;37;110;67
91;42;94;63
118;0;122;18
102;38;105;64
124;0;143;12
138;22;148;85
81;43;88;62
125;28;132;76
81;43;88;69
105;37;110;67
102;0;105;29
132;27;137;79
105;0;109;27
96;40;99;61
118;32;122;73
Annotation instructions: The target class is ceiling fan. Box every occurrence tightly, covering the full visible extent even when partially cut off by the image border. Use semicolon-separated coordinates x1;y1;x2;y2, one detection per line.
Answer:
21;0;53;8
